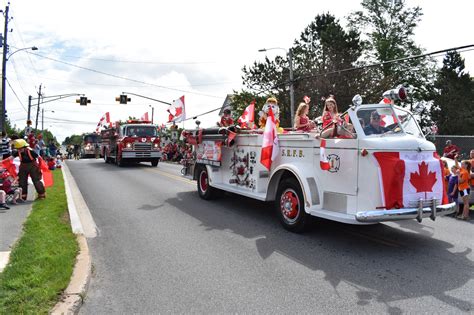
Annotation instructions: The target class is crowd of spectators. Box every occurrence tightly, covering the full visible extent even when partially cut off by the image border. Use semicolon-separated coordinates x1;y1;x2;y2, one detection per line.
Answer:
161;142;193;162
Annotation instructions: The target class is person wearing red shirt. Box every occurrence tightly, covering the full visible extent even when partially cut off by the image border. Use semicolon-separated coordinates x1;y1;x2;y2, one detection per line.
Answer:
219;109;234;127
443;140;460;159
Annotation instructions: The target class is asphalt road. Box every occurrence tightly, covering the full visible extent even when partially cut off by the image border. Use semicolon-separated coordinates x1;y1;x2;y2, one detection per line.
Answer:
67;159;474;314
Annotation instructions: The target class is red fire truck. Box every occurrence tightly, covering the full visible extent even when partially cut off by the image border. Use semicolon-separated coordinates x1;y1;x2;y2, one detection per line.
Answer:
101;120;162;167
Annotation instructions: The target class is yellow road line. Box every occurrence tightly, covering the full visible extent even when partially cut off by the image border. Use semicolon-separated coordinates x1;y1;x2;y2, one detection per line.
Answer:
145;167;195;185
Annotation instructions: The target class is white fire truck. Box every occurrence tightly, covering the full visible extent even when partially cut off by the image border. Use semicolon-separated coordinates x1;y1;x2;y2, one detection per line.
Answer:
183;88;456;232
101;120;162;167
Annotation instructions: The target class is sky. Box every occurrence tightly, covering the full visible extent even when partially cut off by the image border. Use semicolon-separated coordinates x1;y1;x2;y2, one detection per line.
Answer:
2;0;473;142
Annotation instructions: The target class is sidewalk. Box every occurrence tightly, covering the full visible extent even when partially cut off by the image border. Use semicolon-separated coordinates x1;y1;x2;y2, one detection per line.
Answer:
0;185;34;272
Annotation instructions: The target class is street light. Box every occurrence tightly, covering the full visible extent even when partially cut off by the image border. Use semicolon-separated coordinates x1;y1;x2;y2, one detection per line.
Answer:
1;46;39;133
258;47;295;127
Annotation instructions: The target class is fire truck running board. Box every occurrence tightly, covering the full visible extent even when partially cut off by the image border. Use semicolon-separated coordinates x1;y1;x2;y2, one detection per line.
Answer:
210;183;267;201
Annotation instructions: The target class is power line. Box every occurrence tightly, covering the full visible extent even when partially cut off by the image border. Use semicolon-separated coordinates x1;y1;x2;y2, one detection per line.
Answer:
5;78;27;113
29;52;223;99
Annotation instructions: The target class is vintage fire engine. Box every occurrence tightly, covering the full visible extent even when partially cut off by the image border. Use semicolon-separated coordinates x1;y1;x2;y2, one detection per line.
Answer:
183;88;456;232
81;133;101;158
101;120;162;167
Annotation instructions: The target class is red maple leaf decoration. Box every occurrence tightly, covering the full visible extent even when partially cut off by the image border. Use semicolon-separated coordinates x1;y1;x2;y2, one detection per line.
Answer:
409;161;437;192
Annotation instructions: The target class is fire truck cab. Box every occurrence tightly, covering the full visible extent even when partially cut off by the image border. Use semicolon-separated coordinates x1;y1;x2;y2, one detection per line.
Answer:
184;88;456;232
101;120;162;167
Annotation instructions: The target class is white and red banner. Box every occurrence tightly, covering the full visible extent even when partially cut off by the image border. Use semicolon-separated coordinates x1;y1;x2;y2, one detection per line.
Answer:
168;95;185;123
237;101;255;128
373;152;448;209
320;139;330;170
260;107;279;170
196;141;222;163
141;112;149;121
380;114;398;127
95;112;112;133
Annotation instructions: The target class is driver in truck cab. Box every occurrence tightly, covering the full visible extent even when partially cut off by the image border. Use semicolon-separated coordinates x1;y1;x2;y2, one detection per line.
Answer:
363;111;389;135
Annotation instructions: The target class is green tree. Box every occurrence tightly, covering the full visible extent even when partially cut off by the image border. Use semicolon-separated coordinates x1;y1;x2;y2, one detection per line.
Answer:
430;51;474;135
241;13;363;126
348;0;436;104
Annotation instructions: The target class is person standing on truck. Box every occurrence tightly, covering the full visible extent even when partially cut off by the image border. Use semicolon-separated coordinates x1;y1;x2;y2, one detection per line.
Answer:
321;96;340;129
218;109;234;127
11;139;46;200
73;144;80;160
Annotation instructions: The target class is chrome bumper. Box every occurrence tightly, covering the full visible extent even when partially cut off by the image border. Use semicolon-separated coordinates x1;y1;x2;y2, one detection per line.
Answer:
355;202;456;223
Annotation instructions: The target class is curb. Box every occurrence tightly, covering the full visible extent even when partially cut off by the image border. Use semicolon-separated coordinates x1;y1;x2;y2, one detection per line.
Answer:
50;163;93;314
50;234;91;315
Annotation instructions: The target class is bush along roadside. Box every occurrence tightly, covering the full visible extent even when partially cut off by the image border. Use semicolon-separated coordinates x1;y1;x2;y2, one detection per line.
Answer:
0;170;78;314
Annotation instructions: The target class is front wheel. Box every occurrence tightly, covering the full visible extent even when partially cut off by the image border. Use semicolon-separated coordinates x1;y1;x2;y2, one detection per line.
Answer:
275;178;309;233
151;159;159;167
116;155;125;167
104;151;109;163
197;166;215;200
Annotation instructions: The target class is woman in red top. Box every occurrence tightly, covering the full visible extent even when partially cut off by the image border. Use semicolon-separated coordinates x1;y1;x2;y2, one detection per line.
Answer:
294;103;314;132
455;156;471;220
322;96;340;129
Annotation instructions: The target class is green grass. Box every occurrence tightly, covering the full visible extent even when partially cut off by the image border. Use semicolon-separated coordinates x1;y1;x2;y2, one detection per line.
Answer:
0;170;79;314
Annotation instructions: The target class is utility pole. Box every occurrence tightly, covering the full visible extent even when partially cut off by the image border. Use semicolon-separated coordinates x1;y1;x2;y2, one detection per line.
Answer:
41;108;44;131
34;84;42;131
1;3;10;133
150;105;155;124
27;95;32;122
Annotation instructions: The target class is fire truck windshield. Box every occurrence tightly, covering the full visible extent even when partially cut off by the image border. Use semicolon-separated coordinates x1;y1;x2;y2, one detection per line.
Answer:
125;126;157;137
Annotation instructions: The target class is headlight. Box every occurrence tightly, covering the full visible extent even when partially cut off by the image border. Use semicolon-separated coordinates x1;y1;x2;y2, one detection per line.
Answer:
86;145;91;149
153;143;159;148
126;143;132;148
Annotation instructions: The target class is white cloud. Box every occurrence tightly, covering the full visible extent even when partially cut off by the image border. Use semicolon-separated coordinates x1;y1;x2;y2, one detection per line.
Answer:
3;0;473;141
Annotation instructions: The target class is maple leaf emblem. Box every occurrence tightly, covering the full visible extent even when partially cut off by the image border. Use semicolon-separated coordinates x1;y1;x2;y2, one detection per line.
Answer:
409;161;437;193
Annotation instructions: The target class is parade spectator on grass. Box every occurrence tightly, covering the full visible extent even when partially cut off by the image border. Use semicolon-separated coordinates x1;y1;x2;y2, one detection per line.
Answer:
1;171;23;204
0;132;11;159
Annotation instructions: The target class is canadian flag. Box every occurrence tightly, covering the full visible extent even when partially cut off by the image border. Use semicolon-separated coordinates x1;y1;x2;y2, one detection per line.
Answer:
237;101;255;128
38;156;54;187
260;107;279;170
373;152;448;209
95;112;112;133
320;139;330;170
168;95;185;123
380;114;398;127
141;112;149;121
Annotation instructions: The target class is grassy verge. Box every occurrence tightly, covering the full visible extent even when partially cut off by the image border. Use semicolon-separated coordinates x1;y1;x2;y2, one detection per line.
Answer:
0;170;79;314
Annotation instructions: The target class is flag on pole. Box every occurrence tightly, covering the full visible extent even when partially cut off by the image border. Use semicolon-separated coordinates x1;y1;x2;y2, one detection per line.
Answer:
168;95;185;122
38;157;54;187
141;112;149;121
95;112;112;133
237;101;255;128
320;139;330;171
260;107;279;170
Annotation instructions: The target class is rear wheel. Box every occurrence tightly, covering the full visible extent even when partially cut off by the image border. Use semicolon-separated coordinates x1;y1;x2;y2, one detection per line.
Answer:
197;166;215;200
151;159;159;167
275;178;309;233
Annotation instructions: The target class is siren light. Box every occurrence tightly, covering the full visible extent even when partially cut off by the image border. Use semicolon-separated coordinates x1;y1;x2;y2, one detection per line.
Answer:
382;86;407;102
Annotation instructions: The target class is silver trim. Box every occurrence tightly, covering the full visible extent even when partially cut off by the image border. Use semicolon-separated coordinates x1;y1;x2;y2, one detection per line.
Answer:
355;202;456;223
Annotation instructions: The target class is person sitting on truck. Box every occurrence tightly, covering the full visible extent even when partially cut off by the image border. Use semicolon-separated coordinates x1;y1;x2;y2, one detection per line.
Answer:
218;109;234;127
364;111;389;135
258;97;283;132
294;102;315;132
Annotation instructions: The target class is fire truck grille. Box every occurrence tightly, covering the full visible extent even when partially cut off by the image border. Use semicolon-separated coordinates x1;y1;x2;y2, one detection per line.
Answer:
133;143;152;151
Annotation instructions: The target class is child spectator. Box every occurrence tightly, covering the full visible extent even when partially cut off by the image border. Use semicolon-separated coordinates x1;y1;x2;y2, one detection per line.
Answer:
47;157;56;170
219;109;234;127
455;156;471;220
0;190;9;209
1;171;22;205
446;166;459;215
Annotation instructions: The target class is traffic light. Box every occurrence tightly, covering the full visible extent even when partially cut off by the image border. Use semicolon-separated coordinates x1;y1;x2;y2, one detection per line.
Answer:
115;94;131;104
76;96;91;106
